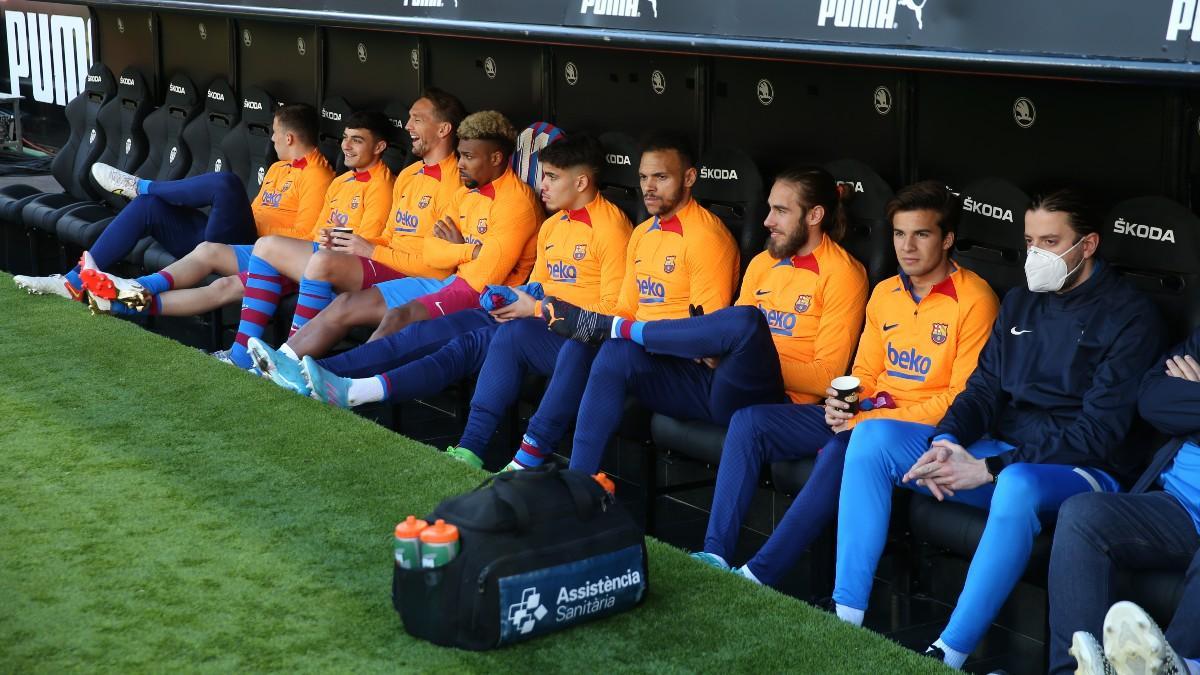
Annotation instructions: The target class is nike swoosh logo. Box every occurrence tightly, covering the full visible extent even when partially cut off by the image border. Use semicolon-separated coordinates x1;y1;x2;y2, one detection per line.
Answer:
634;259;643;264
1010;327;1032;335
883;323;899;331
755;289;770;296
544;244;554;250
434;301;445;315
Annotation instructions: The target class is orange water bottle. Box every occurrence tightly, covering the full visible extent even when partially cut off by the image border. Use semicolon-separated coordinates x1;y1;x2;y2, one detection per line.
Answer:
394;516;428;570
419;519;460;568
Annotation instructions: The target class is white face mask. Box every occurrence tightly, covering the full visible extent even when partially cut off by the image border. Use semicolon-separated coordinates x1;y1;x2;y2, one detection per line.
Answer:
1024;239;1084;293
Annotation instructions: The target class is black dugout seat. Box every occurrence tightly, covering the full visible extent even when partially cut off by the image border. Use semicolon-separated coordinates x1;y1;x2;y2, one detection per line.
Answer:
382;101;414;174
57;73;204;252
1101;196;1200;339
318;96;353;173
183;78;240;178
825;158;895;288
693;147;768;276
220;86;279;199
139;87;277;273
951;177;1030;296
0;63;114;273
20;67;149;234
597;131;644;224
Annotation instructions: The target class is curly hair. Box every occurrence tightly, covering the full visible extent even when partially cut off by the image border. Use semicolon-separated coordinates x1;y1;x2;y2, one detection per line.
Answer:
457;110;517;157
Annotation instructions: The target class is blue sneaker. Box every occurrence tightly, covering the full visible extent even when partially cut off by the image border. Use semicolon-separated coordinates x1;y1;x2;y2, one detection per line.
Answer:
301;355;351;408
690;551;730;571
246;338;308;395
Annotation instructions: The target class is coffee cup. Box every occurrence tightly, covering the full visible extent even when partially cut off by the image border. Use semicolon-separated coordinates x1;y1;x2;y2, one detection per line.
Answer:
831;375;861;414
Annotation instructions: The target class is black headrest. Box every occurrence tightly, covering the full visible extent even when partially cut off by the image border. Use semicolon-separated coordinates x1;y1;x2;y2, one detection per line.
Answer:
203;78;237;119
598;131;638;188
694;147;764;205
163;73;199;110
824;159;893;227
1101;197;1200;276
116;67;150;105
319;97;353;138
240;86;277;126
384;100;413;154
83;63;115;99
956;177;1029;250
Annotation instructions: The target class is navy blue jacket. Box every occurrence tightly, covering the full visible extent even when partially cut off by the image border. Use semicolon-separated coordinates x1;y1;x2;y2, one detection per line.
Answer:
934;260;1166;477
1138;329;1200;440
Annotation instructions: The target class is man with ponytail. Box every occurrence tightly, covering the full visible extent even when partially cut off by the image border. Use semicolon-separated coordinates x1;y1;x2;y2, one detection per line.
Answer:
540;165;870;475
690;180;999;595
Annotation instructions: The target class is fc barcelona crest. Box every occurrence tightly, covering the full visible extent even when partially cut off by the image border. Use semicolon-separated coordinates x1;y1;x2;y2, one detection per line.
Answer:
664;255;676;273
477;218;488;234
795;295;812;313
931;322;948;345
281;180;293;192
418;195;432;209
350;195;361;210
574;244;587;261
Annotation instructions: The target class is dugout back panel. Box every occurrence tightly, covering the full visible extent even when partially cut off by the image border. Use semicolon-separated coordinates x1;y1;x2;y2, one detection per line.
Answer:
915;73;1178;200
323;28;421;115
551;47;702;145
92;8;156;100
235;19;317;106
160;13;232;101
426;37;544;128
710;59;906;186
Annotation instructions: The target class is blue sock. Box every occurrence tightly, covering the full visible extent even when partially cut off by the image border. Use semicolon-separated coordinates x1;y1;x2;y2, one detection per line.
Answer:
289;278;334;336
136;178;152;195
135;271;174;295
610;317;646;345
64;267;82;291
513;434;550;468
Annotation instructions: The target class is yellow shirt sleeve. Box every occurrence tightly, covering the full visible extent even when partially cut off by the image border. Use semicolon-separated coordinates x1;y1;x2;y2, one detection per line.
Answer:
296;165;334;241
422;190;476;268
614;226;645;320
778;262;868;401
529;218;551;286
457;199;540;292
580;219;632;315
849;286;1000;429
687;228;739;313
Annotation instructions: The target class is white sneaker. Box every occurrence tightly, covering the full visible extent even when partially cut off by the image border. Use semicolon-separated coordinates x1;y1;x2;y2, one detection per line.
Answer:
91;162;139;198
1104;601;1187;675
1071;631;1115;675
77;250;151;314
13;274;82;301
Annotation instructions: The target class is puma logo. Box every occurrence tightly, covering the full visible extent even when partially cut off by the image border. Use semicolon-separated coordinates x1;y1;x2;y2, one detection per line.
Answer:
898;0;926;29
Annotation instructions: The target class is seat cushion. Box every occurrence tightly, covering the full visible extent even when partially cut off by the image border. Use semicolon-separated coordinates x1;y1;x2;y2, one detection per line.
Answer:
56;205;117;247
650;414;727;465
22;193;92;233
770;457;818;496
0;184;46;223
140;240;178;272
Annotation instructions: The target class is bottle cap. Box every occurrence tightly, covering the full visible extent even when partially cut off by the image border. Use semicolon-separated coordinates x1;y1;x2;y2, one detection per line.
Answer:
394;515;429;538
593;472;616;495
419;518;460;544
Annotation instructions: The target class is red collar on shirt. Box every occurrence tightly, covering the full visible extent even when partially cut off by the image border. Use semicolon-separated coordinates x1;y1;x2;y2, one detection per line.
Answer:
657;214;683;234
566;207;592;225
291;157;308;169
421;163;442;181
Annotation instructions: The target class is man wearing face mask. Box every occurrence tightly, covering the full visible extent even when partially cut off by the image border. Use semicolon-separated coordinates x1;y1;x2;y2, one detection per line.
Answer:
829;188;1166;670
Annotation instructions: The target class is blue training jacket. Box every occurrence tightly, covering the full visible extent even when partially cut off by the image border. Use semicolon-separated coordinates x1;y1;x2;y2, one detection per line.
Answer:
1138;328;1200;442
934;260;1166;477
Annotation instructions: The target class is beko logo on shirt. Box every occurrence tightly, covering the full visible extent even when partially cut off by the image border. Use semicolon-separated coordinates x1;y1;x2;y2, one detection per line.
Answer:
581;0;657;18
818;0;927;30
700;167;739;180
887;342;932;381
243;99;263;110
546;261;579;283
1113;217;1176;244
1167;0;1200;41
758;304;798;336
962;196;1013;223
322;109;342;121
169;83;187;95
637;274;666;303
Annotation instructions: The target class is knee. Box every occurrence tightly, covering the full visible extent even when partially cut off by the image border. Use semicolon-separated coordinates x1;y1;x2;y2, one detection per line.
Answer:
210;275;244;303
123;193;164;218
990;463;1043;519
592;339;640;375
304;250;339;281
724;407;764;456
323;291;354;319
252;234;285;259
1054;493;1110;540
843;419;901;464
193;240;226;265
726;305;765;333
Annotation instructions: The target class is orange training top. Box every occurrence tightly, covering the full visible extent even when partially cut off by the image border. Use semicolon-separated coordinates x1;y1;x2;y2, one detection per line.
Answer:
737;234;869;404
251;147;335;239
617;198;740;322
422;167;543;291
307;160;396;243
530;193;633;313
371;154;461;278
846;264;1000;429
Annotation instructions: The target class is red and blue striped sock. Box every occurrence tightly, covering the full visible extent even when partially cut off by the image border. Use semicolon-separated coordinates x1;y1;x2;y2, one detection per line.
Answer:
289;277;334;336
231;255;283;368
513;434;550;468
610;317;646;344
